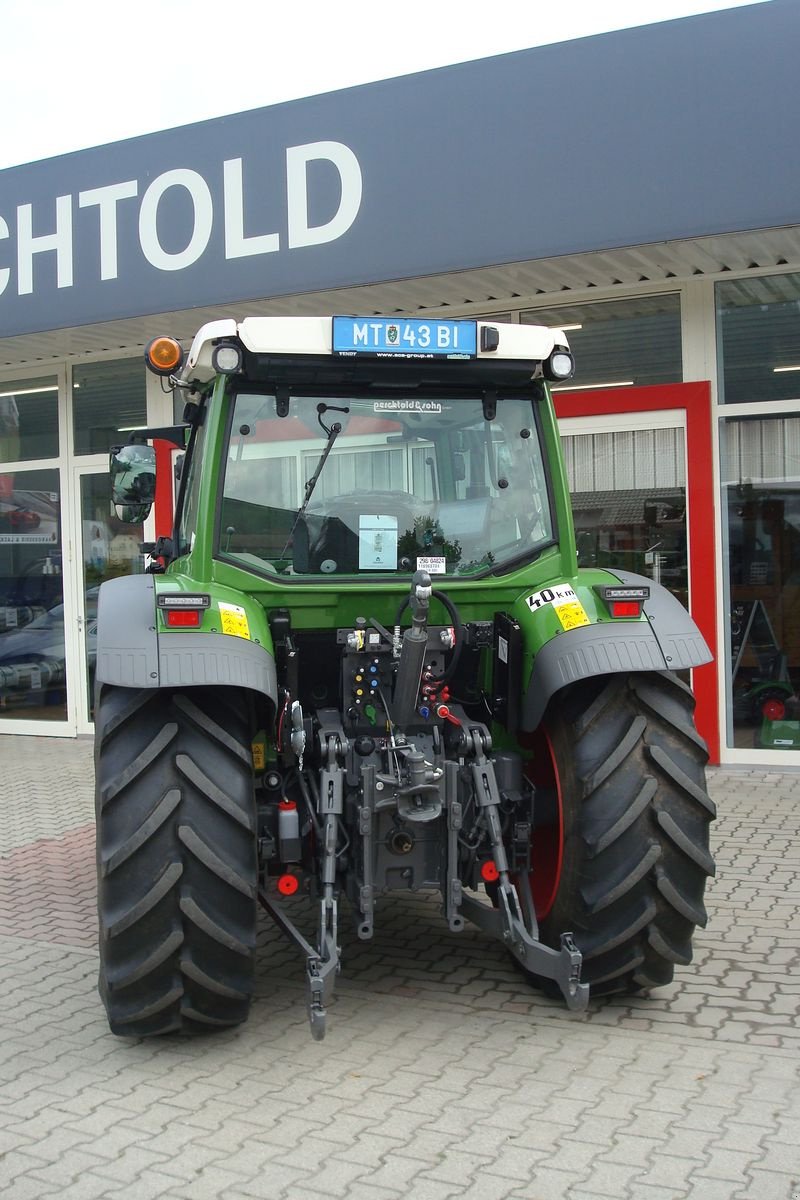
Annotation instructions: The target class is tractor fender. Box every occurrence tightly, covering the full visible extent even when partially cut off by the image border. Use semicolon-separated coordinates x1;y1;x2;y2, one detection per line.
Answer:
95;574;278;703
520;572;711;731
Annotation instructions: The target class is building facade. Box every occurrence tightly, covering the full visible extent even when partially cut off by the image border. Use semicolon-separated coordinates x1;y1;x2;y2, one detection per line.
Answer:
1;0;798;762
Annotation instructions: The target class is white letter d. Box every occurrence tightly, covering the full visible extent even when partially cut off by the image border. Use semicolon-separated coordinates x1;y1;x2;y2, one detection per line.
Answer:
286;141;362;249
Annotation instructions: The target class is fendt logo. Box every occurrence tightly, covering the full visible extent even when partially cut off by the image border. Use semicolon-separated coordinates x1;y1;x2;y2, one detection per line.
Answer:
0;140;362;297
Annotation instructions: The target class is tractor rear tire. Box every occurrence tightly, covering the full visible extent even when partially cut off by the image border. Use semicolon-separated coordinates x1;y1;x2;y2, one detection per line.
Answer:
95;684;257;1036
529;671;715;996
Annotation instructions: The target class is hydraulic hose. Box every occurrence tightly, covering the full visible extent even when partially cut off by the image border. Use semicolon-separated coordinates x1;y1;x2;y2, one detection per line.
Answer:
394;588;463;684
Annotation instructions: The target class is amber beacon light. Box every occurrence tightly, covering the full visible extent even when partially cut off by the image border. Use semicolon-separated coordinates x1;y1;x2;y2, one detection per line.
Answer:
144;336;185;377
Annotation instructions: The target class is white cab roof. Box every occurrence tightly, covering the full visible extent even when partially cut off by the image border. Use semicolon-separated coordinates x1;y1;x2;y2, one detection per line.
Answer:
180;316;569;383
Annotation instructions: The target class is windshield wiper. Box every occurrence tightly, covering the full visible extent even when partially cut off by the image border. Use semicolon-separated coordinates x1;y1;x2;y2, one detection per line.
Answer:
280;406;347;557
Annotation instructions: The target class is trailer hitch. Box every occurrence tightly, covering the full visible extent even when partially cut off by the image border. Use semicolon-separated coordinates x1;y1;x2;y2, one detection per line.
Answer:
257;886;340;1040
459;886;589;1012
459;723;589;1013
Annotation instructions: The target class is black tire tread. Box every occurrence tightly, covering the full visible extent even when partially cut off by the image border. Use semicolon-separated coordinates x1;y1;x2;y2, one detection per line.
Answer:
95;684;257;1036
99;724;178;809
533;670;715;998
101;789;181;877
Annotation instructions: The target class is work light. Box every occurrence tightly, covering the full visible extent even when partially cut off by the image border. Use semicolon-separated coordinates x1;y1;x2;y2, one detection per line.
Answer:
212;342;243;373
545;348;575;380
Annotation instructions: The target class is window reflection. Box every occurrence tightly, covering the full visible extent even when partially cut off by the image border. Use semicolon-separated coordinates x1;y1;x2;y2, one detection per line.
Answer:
0;469;66;720
723;417;800;749
73;359;146;455
80;473;145;718
716;273;800;405
523;294;682;390
561;426;688;607
0;376;59;461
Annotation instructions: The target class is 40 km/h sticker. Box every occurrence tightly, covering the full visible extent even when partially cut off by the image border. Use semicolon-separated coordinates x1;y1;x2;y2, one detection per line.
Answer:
526;584;591;631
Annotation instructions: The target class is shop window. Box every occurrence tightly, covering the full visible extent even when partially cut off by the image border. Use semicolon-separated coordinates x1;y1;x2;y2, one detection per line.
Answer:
722;416;800;750
0;467;66;721
73;359;147;455
521;294;682;390
0;375;59;462
717;272;800;405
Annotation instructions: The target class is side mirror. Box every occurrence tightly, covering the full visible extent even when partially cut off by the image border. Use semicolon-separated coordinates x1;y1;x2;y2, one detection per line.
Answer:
110;443;156;520
114;502;151;525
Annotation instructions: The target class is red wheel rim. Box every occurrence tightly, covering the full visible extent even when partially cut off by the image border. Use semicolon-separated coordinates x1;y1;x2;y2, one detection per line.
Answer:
523;726;564;920
762;697;786;722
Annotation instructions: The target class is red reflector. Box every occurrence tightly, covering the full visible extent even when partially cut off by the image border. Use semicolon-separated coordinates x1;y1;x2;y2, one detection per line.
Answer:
480;861;500;883
165;609;201;627
277;873;299;896
610;600;642;618
762;698;786;722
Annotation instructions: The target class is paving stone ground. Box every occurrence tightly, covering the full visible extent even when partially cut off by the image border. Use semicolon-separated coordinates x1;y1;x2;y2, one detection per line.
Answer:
1;734;798;1199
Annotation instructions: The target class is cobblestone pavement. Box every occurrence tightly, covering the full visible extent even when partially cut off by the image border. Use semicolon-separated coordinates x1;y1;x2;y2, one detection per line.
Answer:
1;734;798;1200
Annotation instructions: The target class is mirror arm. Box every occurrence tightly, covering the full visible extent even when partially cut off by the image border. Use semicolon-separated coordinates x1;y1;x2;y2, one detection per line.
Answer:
121;425;188;449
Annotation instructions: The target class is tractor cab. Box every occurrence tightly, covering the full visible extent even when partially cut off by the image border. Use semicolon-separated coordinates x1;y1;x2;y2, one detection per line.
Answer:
138;316;575;584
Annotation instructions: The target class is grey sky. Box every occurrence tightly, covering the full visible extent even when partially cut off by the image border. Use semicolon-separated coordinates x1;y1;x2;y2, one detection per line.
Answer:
1;0;767;171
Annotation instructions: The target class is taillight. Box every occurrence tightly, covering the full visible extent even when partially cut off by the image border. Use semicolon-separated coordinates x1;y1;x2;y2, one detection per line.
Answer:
157;593;210;627
164;609;201;628
610;600;643;618
595;584;650;619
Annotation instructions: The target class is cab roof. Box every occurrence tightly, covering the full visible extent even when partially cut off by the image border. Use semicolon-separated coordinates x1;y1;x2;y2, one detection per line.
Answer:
178;316;570;386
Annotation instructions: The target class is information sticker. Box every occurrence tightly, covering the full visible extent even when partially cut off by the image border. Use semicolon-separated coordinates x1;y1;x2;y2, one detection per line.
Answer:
219;601;250;639
358;514;398;570
416;556;446;575
526;583;590;630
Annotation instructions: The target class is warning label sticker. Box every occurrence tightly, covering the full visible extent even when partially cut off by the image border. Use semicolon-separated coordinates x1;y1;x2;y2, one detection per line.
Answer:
219;601;250;639
553;602;591;631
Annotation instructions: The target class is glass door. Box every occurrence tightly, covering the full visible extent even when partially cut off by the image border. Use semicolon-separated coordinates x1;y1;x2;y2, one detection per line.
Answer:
722;416;800;752
554;382;718;762
0;465;70;727
0;369;76;734
73;466;147;732
559;412;689;608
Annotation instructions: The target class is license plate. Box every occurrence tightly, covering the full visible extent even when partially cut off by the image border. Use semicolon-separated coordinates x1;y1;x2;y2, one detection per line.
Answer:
333;316;477;359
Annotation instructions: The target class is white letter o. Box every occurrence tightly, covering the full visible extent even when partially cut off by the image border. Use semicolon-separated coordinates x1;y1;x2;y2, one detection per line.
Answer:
139;169;213;271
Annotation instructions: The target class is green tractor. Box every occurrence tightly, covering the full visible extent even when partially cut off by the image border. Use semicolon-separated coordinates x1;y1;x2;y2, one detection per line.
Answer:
95;315;715;1039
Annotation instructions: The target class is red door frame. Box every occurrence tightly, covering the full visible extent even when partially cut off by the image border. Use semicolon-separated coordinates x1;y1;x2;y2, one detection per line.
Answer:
555;382;719;764
153;439;175;540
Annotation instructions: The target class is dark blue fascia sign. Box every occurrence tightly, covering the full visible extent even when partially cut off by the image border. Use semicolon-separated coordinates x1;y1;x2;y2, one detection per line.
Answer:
333;316;477;358
0;1;798;339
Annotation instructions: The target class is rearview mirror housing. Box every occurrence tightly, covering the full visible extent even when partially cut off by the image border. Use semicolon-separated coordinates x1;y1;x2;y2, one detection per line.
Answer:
109;443;157;520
